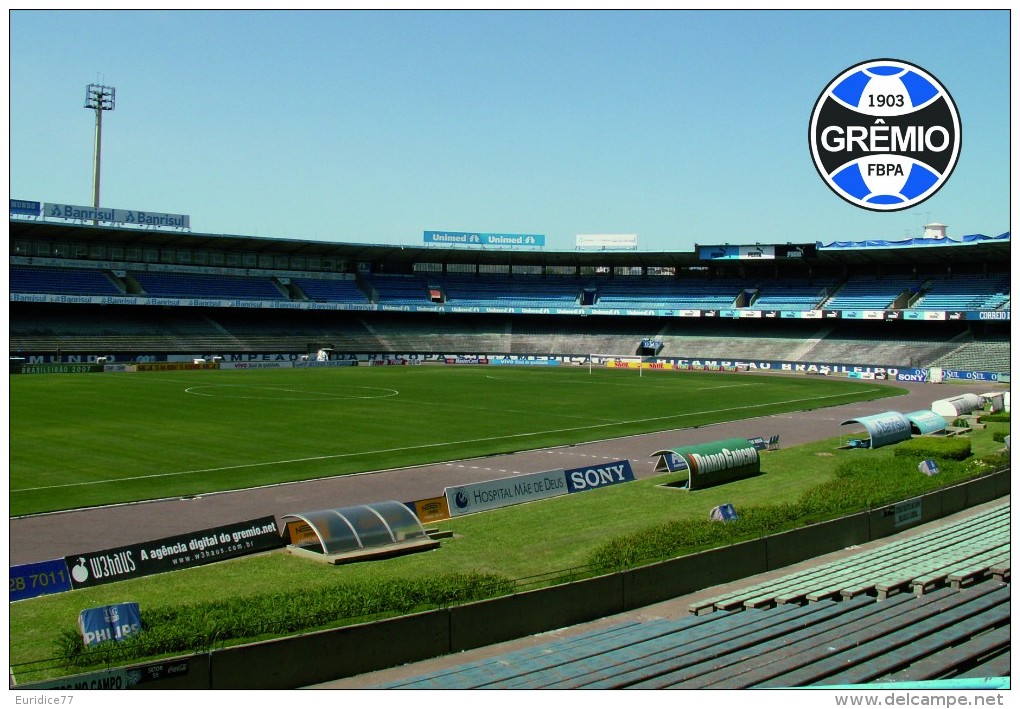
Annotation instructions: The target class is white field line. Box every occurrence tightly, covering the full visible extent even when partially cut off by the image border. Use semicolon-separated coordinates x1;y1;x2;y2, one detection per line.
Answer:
13;390;857;493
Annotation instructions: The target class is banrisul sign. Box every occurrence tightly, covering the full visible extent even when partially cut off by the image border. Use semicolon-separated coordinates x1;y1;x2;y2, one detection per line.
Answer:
809;59;961;211
652;438;760;490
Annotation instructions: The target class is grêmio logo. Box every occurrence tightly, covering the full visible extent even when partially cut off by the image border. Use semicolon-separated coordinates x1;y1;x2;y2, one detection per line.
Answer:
809;59;961;211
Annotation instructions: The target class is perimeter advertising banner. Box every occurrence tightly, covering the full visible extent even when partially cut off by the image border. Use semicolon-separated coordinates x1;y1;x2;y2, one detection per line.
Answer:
564;460;635;493
410;495;452;523
442;460;636;517
135;362;218;372
18;363;102;375
19;659;192;690
10;559;73;602
490;356;560;366
64;516;283;588
445;469;568;516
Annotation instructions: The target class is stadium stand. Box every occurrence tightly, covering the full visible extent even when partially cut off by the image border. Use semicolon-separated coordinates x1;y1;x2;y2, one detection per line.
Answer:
10;265;123;296
930;338;1011;374
822;274;917;310
290;276;368;304
366;273;435;305
131;271;288;300
367;505;1010;690
912;273;1011;311
745;277;836;310
8;223;1010;376
588;276;745;310
688;503;1009;613
371;580;1008;689
10;302;1011;373
438;273;584;308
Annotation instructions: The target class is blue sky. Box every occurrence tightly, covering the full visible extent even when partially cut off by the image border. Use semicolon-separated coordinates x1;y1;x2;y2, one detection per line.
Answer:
8;9;1012;252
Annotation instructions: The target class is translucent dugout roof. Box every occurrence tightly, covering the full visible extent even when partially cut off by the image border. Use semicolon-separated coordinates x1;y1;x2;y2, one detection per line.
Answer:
904;410;948;436
282;500;427;555
840;411;912;449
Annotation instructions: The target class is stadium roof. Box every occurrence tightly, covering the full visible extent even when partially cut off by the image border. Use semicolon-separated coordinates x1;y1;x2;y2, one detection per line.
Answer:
9;219;1010;271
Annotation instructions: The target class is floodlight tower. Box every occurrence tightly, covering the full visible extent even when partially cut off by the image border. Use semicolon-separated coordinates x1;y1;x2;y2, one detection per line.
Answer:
84;83;115;219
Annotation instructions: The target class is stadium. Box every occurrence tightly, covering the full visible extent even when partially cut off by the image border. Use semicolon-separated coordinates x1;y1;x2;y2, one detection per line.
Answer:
8;207;1012;691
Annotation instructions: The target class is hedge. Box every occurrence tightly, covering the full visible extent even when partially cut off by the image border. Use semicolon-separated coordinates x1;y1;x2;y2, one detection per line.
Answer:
55;572;515;670
586;448;1002;573
891;436;972;461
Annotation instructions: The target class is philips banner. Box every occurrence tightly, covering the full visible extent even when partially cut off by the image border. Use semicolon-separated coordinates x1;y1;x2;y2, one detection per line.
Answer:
78;602;143;647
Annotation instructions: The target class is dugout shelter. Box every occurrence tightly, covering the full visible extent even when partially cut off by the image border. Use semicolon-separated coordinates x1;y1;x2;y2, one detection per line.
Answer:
281;501;438;564
651;437;761;490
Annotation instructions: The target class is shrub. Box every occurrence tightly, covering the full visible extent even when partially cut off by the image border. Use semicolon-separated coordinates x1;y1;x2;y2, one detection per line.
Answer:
892;436;972;462
586;448;1003;574
55;572;515;670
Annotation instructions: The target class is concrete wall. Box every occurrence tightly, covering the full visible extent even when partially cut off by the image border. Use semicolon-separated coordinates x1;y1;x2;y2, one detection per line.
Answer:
209;609;450;690
450;573;625;652
622;538;767;609
868;489;944;540
37;469;1005;691
765;513;870;571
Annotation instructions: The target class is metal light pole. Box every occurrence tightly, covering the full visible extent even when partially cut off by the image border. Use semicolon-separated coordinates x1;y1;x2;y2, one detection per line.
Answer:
84;84;115;221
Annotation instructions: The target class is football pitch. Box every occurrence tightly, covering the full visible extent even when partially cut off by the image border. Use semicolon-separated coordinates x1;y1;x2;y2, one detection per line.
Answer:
9;365;901;516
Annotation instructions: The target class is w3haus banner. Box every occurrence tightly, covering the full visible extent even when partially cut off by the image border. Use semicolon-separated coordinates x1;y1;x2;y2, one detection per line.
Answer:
64;516;284;588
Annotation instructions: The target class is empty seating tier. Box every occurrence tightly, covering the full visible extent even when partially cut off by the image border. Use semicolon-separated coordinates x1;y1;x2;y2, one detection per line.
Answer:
131;271;287;300
10;266;122;296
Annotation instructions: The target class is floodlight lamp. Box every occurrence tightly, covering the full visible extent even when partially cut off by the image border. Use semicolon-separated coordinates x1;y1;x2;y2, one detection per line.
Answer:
84;84;116;111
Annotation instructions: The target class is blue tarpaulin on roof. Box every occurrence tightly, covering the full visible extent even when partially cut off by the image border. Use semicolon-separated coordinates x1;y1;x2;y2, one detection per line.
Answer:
818;232;1009;250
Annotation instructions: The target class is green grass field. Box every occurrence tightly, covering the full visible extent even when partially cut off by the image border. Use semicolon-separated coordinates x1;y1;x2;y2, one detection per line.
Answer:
10;365;903;516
